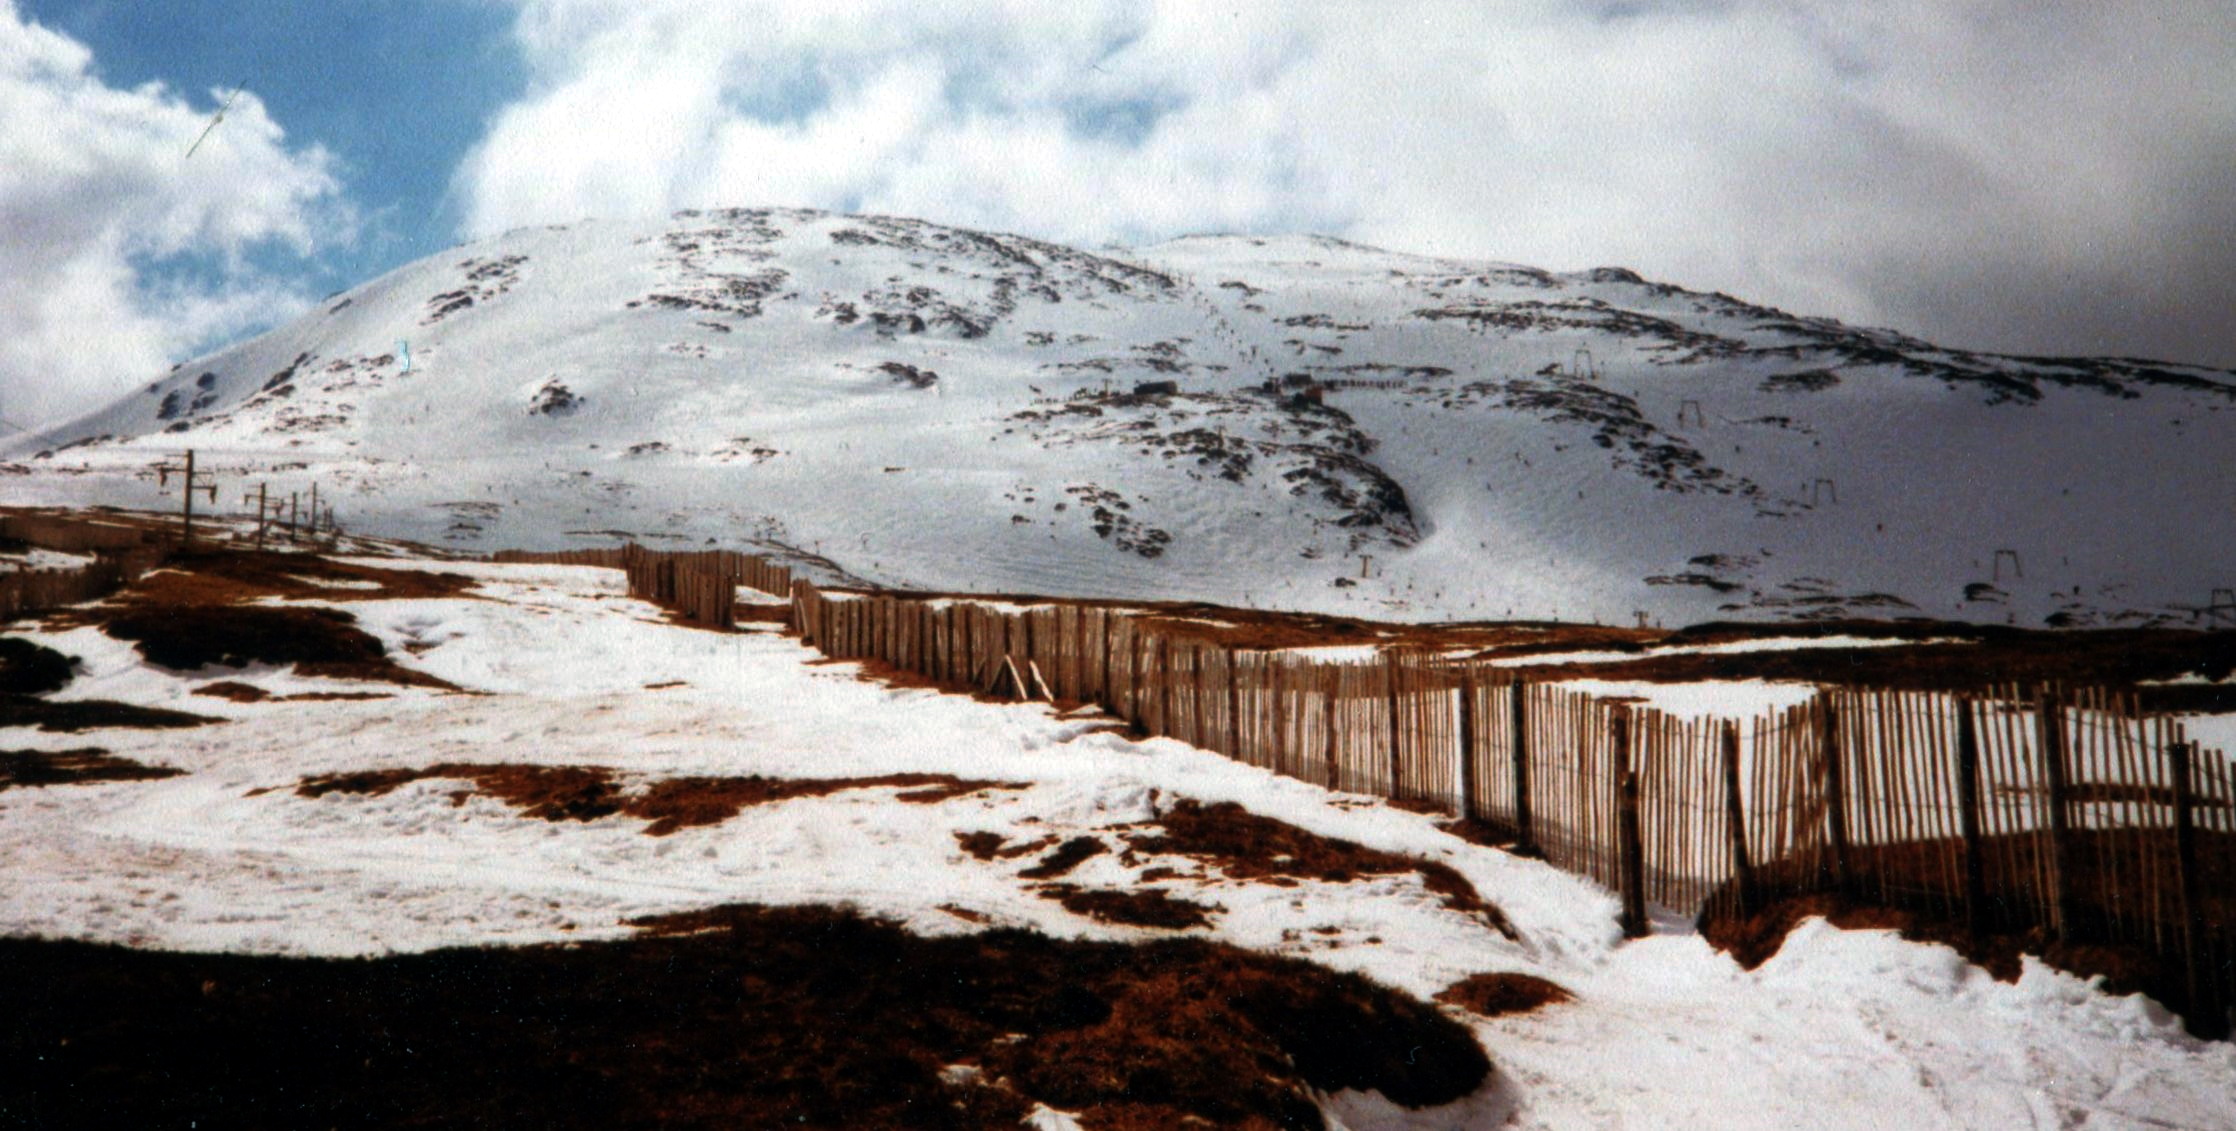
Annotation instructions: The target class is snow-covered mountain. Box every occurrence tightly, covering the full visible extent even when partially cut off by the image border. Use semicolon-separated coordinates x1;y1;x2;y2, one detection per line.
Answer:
9;206;2233;627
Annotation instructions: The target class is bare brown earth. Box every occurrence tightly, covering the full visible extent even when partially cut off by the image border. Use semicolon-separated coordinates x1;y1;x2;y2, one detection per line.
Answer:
292;764;1027;837
1123;800;1518;939
1018;836;1110;879
0;903;1491;1129
1034;884;1224;930
1435;972;1576;1018
30;548;476;689
0;747;184;790
0;637;75;694
0;696;215;733
955;830;1058;861
191;680;393;703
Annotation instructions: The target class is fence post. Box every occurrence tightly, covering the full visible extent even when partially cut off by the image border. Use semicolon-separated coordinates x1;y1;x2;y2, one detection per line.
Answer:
1323;669;1341;792
1511;681;1536;855
1269;658;1288;778
1126;624;1142;730
2168;740;2224;1038
1156;635;1172;737
1456;673;1477;820
1614;708;1648;938
1720;719;1755;918
1226;648;1243;761
1954;695;1988;938
1819;695;1851;892
1385;655;1404;799
2035;684;2080;940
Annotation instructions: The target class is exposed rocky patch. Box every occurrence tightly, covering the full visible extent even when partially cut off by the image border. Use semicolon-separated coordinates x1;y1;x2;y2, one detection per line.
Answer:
642;267;789;322
1012;388;1417;552
527;379;583;417
1761;369;1841;393
1415;297;1744;359
1059;484;1171;559
1446;376;1755;497
422;254;526;326
876;361;939;389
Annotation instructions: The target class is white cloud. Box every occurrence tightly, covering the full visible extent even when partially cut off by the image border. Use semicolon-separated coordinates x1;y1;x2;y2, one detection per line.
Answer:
0;1;345;432
458;0;2236;367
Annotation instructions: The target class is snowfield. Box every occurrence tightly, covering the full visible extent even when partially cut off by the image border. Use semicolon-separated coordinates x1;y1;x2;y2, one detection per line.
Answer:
4;559;2232;1128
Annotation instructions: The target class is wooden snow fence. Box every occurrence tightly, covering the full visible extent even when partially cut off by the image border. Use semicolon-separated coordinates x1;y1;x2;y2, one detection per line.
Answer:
0;553;149;621
488;547;632;569
1;511;171;621
489;545;793;630
498;543;2235;1034
0;511;168;554
1702;684;2236;1034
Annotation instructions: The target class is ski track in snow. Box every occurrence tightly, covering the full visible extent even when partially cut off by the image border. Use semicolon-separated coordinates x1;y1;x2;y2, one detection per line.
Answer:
4;561;2232;1129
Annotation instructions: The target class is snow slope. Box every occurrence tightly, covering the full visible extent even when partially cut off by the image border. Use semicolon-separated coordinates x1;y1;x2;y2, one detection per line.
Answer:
7;207;2233;628
3;560;2231;1128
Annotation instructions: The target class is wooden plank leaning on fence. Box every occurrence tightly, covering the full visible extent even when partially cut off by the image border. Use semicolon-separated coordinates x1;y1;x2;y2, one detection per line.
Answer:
1612;706;1648;938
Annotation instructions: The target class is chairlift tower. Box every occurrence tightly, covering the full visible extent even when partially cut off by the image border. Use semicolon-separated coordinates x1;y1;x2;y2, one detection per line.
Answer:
153;449;218;546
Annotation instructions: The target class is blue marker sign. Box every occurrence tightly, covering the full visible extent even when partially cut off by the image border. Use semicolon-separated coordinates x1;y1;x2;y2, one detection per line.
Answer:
398;340;412;373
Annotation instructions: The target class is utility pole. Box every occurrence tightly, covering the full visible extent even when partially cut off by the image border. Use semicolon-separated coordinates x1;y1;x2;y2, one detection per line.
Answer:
154;449;218;546
289;491;300;543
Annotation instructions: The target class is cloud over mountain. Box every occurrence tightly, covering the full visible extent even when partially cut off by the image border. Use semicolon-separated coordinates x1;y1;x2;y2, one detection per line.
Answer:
0;0;345;429
457;1;2236;369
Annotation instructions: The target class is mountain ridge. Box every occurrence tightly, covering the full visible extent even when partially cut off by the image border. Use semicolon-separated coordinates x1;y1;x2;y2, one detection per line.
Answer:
8;205;2232;629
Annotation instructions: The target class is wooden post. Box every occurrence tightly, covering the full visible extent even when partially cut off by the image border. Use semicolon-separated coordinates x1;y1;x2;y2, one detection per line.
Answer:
1269;659;1288;778
1323;669;1340;792
1955;696;1988;938
1096;609;1112;708
1720;719;1755;917
1191;643;1210;746
1819;696;1851;892
1614;708;1648;938
1456;674;1477;819
1156;635;1172;738
1126;623;1142;729
181;449;198;545
1511;681;1536;855
1226;648;1243;760
2168;741;2223;1037
2035;685;2080;940
1385;655;1405;800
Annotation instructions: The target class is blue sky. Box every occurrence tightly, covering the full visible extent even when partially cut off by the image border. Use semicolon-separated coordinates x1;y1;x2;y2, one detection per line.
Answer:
23;0;523;299
4;1;2233;429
